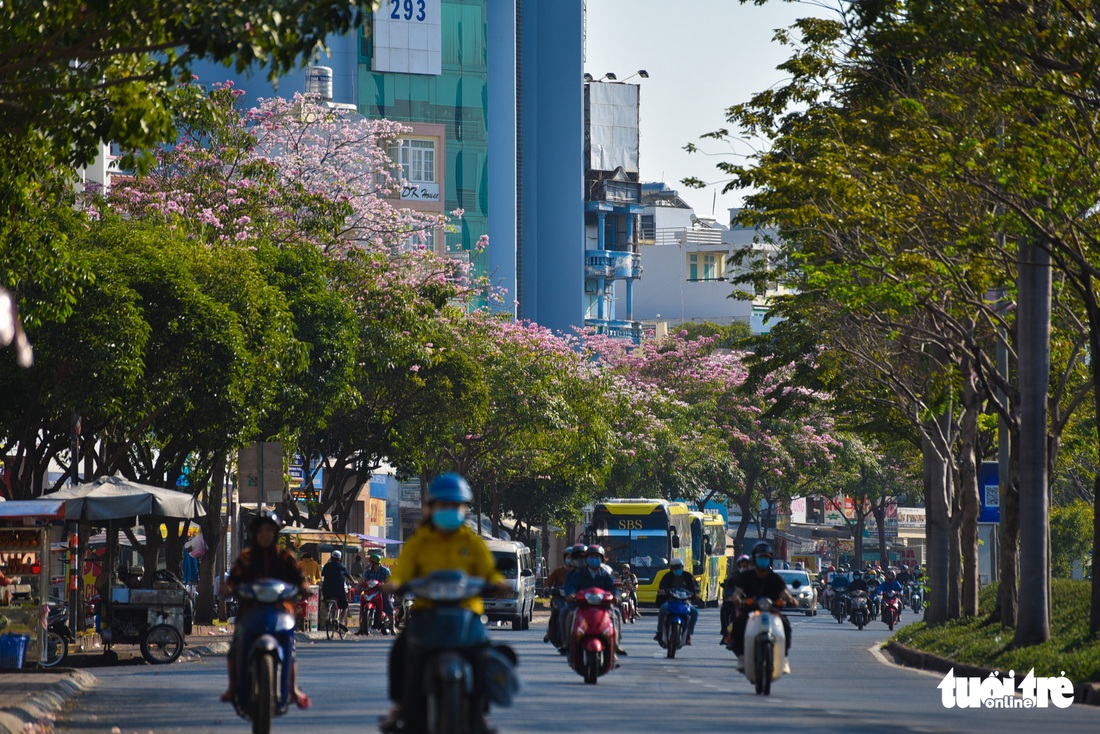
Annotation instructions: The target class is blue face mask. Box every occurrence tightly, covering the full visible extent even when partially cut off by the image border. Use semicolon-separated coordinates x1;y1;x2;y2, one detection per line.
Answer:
755;556;772;570
586;556;602;569
672;568;684;576
432;508;466;532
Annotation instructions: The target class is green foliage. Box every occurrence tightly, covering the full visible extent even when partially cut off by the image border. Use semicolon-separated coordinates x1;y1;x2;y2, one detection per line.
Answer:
1050;500;1094;580
894;580;1100;682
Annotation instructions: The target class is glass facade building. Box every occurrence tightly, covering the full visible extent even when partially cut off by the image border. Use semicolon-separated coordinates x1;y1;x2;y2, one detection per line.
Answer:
359;1;489;275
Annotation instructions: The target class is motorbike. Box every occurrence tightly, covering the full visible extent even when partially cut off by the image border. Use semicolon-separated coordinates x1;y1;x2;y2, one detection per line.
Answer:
568;586;617;685
358;579;394;636
41;597;76;668
908;583;924;613
393;570;519;734
544;587;566;650
831;592;849;624
614;582;638;624
847;590;870;631
657;587;694;659
232;579;301;734
881;589;902;631
741;597;787;696
869;593;881;620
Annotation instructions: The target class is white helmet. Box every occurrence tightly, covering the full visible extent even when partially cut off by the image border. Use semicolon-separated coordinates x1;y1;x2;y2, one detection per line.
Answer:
331;550;342;560
669;557;684;569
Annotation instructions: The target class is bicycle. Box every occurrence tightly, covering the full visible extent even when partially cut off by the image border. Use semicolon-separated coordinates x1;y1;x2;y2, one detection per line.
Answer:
324;598;346;640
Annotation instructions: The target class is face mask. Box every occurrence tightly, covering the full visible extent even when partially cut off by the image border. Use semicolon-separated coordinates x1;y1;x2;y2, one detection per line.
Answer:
755;556;772;570
432;507;466;532
586;556;602;569
672;568;683;576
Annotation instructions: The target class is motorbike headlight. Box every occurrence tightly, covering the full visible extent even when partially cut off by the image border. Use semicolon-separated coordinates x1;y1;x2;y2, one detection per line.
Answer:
584;592;606;606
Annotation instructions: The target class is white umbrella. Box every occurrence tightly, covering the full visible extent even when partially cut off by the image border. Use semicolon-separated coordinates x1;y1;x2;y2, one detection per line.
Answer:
40;473;206;521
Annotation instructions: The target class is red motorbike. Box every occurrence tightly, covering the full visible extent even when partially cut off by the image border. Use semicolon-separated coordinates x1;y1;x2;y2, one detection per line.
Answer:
357;579;393;636
568;587;617;685
614;581;638;624
881;589;902;631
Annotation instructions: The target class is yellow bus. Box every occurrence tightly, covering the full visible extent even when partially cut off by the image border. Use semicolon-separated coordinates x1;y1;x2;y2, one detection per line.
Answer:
689;511;730;606
587;499;692;606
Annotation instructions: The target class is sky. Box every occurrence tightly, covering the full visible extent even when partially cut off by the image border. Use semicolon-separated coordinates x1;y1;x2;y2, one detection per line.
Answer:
584;0;834;222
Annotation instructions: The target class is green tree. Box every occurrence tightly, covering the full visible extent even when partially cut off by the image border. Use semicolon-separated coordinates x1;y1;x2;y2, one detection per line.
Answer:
1050;500;1094;580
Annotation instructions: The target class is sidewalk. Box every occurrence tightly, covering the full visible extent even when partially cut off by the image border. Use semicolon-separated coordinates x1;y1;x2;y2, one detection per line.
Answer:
0;668;96;734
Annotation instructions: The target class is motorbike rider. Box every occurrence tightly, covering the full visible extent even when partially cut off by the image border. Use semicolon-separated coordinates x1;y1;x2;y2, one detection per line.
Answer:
654;557;700;646
542;548;572;643
297;551;321;585
727;542;796;674
719;554;752;644
896;564;913;586
617;563;639;614
874;569;904;604
379;473;509;733
220;510;312;709
563;544;627;657
320;549;353;632
557;544;590;647
358;552;393;635
829;567;851;616
848;570;869;594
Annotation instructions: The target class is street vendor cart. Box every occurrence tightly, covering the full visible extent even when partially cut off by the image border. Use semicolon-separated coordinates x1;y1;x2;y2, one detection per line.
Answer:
33;474;205;664
0;500;65;669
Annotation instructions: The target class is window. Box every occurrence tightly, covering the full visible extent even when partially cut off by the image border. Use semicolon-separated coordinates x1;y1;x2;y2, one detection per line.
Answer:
703;254;720;281
687;254;698;281
393;138;436;183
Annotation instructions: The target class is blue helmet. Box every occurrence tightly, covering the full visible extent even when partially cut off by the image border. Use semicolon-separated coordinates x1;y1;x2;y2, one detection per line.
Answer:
427;473;474;504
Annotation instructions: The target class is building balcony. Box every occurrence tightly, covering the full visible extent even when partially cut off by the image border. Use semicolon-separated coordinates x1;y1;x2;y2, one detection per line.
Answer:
585;249;642;279
585;318;642;343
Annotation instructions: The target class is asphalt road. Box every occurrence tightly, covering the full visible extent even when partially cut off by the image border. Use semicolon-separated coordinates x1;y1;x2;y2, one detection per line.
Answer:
57;608;1100;733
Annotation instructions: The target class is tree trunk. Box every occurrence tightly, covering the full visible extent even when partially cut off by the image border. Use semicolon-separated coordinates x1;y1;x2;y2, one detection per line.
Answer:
995;444;1020;627
195;454;226;626
947;518;961;620
923;429;951;625
734;486;755;556
872;503;887;569
1080;275;1100;635
958;354;982;617
1015;238;1051;646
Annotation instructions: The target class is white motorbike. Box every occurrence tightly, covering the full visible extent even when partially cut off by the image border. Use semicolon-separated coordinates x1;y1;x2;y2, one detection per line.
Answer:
742;596;788;696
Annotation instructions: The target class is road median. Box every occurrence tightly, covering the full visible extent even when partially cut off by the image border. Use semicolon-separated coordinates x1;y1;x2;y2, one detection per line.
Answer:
0;668;96;734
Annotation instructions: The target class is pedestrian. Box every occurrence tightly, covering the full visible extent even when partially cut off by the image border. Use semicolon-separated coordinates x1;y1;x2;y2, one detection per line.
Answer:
298;551;321;585
351;553;364;579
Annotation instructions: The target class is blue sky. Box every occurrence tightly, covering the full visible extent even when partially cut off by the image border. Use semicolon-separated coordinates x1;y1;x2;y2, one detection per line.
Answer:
585;0;833;221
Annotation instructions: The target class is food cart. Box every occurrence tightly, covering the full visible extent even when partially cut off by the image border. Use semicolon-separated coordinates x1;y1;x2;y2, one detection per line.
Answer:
0;500;65;669
34;474;205;664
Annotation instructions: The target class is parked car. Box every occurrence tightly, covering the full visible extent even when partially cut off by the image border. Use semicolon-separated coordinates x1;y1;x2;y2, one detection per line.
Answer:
774;569;817;616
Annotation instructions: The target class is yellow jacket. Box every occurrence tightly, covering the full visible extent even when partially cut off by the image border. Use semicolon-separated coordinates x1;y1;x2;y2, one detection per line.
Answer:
390;523;504;614
298;557;322;584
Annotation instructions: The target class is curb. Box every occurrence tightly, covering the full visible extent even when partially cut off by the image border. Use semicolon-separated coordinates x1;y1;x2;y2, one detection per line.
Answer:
180;641;231;661
884;641;1100;706
0;669;96;734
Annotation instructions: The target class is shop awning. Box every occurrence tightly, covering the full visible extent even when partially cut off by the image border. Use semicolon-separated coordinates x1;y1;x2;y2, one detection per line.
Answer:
280;527;400;547
0;499;65;520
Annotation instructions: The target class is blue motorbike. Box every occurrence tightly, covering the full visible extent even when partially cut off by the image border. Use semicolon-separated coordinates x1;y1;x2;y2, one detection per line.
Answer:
232;580;300;734
394;570;520;734
658;587;694;659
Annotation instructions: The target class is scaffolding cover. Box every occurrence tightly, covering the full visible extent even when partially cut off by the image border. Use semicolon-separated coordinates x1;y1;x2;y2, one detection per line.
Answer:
586;83;639;174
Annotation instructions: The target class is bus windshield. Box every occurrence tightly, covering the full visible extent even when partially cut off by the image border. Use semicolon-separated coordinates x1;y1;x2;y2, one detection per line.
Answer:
592;529;670;579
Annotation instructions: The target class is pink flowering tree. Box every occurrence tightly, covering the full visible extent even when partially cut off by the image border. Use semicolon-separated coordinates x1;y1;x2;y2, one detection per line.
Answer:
584;331;839;554
403;312;614;536
108;83;453;256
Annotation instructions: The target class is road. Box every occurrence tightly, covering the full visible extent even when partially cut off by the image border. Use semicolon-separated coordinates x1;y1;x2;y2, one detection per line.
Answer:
57;608;1100;733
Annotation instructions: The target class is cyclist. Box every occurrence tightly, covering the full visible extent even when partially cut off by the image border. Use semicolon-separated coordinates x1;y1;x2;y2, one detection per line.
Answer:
220;510;311;708
320;550;352;632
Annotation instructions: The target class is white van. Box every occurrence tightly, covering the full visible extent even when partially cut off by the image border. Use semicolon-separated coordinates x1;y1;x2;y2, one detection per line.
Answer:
483;540;536;630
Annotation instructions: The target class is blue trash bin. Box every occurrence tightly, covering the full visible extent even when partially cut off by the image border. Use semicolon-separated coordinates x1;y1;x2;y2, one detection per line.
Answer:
0;633;30;669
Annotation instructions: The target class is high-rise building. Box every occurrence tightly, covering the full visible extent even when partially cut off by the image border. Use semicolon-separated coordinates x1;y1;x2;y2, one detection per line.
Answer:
189;1;587;333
